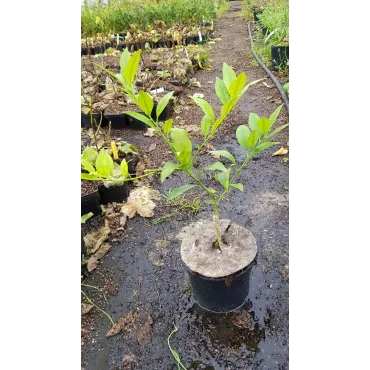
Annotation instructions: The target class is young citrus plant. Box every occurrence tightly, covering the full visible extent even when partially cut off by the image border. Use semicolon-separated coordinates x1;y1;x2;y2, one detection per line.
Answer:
98;49;288;247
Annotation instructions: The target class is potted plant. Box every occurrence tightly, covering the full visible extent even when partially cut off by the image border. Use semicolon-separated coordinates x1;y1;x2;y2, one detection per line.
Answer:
96;50;288;312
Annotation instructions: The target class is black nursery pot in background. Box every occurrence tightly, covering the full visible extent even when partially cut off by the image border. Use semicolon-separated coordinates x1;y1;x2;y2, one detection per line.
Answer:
151;100;172;121
126;115;147;130
271;45;289;71
81;191;101;216
185;263;254;313
98;183;129;205
81;112;108;129
104;114;128;129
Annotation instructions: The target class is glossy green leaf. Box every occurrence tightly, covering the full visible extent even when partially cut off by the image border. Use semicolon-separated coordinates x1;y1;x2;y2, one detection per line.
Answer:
236;125;251;151
254;142;279;154
269;104;283;127
201;115;212;138
266;123;289;139
138;90;154;117
81;158;95;173
230;183;243;191
204;199;216;205
257;117;272;134
163;119;173;134
215;77;230;104
120;48;130;76
95;150;114;178
166;184;197;200
248;112;260;132
81;147;98;164
171;128;192;165
156;91;174;119
205;162;227;173
81;173;100;180
208;188;217;194
192;97;214;121
215;170;229;191
228;72;247;97
246;130;261;148
123;49;141;87
125;111;154;129
120;159;128;177
221;96;238;117
223;63;236;90
161;161;179;183
209;150;236;164
240;78;264;96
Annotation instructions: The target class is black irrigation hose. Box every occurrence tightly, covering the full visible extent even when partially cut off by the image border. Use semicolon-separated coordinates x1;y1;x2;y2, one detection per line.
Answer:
247;21;289;113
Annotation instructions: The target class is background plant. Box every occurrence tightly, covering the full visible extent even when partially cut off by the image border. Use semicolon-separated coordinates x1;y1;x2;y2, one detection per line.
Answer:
98;50;288;247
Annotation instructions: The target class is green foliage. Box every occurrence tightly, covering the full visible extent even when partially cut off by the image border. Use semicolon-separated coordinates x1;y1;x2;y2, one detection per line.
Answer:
81;212;94;224
164;185;198;200
167;328;188;370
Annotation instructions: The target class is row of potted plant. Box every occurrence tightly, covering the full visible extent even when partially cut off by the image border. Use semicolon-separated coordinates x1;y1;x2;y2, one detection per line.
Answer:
81;48;288;313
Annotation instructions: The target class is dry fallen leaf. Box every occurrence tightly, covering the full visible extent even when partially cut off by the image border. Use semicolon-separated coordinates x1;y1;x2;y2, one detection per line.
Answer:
122;354;137;370
137;313;153;344
144;128;155;137
272;147;289;156
263;82;274;88
81;303;93;315
192;93;204;99
148;143;157;152
232;310;252;330
121;186;161;218
148;240;169;267
106;310;138;338
84;226;110;255
87;243;112;272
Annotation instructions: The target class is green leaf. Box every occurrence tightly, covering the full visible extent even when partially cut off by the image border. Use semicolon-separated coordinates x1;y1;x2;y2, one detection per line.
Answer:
120;159;128;177
81;158;95;173
137;90;154;117
156;91;174;119
192;97;214;122
221;96;238;117
254;142;279;154
236;125;251;151
81;212;94;224
125;111;154;129
215;171;229;191
215;77;230;104
95;150;114;178
230;183;243;191
171;128;192;165
205;161;227;173
81;147;98;164
166;184;197;200
246;130;261;148
240;78;264;96
257;117;272;134
266;123;289;139
123;49;141;87
223;63;236;90
269;104;283;127
81;173;100;180
201;115;212;138
209;150;236;164
120;48;130;76
249;113;260;132
160;161;179;183
208;188;217;194
228;72;247;97
204;199;216;205
163;119;173;134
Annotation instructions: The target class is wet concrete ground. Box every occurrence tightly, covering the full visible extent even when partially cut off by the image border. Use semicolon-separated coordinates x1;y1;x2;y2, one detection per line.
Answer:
82;2;289;369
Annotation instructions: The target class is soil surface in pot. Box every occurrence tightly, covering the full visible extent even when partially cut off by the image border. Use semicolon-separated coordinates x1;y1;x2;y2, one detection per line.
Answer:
178;219;257;278
81;3;289;369
81;180;100;197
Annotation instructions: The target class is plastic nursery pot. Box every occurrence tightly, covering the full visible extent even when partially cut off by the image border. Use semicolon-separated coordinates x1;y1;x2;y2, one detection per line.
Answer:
81;48;87;56
185;36;196;45
271;45;289;71
151;100;172;121
104;114;128;129
116;43;124;51
98;183;129;205
126;115;148;130
93;46;104;55
157;40;166;48
253;8;262;22
127;155;139;175
81;233;86;259
81;112;108;129
180;220;257;313
81;191;101;216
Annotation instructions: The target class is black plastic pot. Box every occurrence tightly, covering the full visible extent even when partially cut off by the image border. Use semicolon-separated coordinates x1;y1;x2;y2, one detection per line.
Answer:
185;262;255;313
185;36;196;45
104;113;128;129
116;43;124;51
98;84;106;93
126;115;147;130
261;26;269;36
127;154;139;175
253;8;262;22
157;40;166;48
94;46;104;55
81;112;108;129
271;45;289;71
151;100;172;121
104;42;111;50
81;48;87;56
81;191;101;216
168;78;182;87
98;183;129;205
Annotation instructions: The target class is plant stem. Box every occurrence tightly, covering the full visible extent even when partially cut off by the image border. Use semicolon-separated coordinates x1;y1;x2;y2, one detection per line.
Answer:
81;289;114;326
